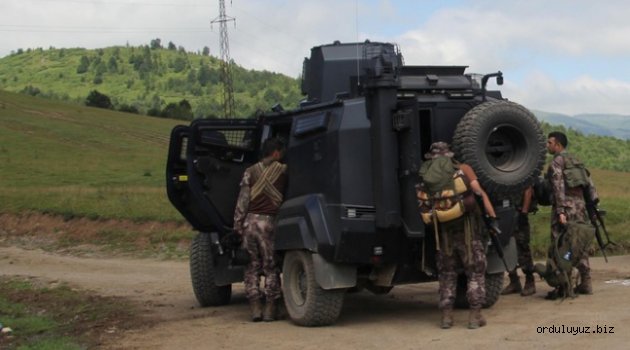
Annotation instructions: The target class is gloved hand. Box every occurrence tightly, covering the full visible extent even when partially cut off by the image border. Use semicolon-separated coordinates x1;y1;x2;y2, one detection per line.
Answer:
221;232;243;248
488;216;502;235
518;212;528;226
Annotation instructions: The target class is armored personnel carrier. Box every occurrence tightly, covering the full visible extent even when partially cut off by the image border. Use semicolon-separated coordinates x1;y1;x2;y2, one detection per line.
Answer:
166;40;546;326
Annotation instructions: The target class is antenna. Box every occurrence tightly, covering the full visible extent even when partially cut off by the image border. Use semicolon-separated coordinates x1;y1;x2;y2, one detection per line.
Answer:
211;0;236;118
355;0;360;88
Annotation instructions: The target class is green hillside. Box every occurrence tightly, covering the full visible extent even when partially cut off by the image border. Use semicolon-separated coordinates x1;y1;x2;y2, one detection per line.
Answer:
0;90;184;221
540;122;630;172
0;43;302;118
1;91;628;255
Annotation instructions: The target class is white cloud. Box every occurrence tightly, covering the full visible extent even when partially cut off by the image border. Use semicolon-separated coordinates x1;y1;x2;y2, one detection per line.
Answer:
503;72;630;115
2;0;630;115
388;2;630;115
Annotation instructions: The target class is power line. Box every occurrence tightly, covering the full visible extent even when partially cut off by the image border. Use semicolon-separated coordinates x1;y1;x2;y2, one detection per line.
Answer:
20;0;212;7
0;28;209;33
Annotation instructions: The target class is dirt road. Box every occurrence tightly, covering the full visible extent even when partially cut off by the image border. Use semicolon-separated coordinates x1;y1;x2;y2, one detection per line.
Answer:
2;246;629;350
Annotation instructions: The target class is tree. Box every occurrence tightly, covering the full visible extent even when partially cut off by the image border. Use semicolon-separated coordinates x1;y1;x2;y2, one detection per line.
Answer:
197;65;213;86
21;85;41;96
264;88;283;104
85;90;112;109
76;55;90;74
172;56;188;73
95;62;107;75
202;46;210;56
118;104;140;114
150;38;162;50
108;56;118;73
160;99;193;120
168;41;177;50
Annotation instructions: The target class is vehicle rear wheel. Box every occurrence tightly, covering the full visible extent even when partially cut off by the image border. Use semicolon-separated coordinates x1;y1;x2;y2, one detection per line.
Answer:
190;232;231;306
452;100;545;197
454;272;504;309
282;250;345;326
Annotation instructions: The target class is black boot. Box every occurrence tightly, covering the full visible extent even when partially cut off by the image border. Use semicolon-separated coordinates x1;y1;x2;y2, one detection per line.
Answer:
501;271;522;295
468;307;487;329
575;273;593;295
250;299;263;322
262;300;276;322
440;308;454;329
521;273;536;296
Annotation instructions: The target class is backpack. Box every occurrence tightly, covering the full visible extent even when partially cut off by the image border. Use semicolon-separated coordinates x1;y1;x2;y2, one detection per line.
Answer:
416;157;474;224
534;222;594;298
562;153;591;188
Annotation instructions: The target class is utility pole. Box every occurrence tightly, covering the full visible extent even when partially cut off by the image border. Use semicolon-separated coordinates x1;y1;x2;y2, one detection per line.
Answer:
211;0;236;118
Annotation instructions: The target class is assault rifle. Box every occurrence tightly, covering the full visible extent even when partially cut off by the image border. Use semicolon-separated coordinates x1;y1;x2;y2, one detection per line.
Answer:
586;202;617;262
475;194;509;271
583;192;615;263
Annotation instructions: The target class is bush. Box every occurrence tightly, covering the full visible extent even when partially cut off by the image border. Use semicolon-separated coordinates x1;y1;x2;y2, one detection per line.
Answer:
76;55;90;74
160;99;193;120
85;90;112;109
118;104;140;114
21;85;41;96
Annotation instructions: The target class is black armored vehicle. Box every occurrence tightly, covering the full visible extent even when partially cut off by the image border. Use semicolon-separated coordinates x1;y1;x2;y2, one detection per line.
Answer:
166;41;546;326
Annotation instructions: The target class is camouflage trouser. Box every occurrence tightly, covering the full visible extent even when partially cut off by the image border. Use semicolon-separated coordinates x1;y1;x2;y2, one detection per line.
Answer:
514;215;534;274
437;216;487;310
242;213;281;302
550;201;590;276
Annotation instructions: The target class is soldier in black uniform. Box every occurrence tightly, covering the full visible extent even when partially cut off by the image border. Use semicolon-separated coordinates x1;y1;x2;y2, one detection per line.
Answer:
501;186;536;296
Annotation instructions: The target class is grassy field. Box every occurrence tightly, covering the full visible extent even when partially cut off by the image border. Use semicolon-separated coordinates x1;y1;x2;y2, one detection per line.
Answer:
0;277;144;350
529;168;630;257
0;90;185;222
1;90;628;257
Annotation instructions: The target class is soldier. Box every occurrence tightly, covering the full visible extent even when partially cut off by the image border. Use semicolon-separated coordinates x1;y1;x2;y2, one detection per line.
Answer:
501;186;536;296
545;131;597;299
418;142;499;329
233;138;288;322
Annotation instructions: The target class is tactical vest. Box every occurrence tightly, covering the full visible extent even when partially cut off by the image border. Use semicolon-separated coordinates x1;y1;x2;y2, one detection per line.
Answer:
417;157;474;224
539;152;592;206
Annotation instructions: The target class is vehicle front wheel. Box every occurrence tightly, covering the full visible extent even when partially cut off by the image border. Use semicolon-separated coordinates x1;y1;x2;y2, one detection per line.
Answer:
190;232;231;306
282;251;345;326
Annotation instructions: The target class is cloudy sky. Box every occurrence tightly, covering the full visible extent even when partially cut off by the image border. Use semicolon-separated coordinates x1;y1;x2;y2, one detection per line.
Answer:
2;0;630;116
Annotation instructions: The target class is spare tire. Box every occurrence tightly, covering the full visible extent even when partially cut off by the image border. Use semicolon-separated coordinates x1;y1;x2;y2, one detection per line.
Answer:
452;100;545;197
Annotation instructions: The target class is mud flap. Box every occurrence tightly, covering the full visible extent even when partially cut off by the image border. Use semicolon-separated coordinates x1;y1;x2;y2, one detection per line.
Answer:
486;236;518;274
312;254;357;290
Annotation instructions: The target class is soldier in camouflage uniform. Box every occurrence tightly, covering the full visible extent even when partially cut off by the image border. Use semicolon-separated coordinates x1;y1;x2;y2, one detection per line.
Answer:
420;142;499;329
546;131;598;299
501;186;536;296
233;138;288;322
